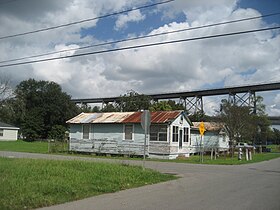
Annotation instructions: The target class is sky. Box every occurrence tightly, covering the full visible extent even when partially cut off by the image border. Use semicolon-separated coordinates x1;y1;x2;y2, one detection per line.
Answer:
0;0;279;116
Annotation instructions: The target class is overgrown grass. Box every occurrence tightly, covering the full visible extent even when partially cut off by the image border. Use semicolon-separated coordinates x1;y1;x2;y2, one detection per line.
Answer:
0;140;48;153
0;141;279;165
266;144;280;152
0;157;176;210
163;153;280;165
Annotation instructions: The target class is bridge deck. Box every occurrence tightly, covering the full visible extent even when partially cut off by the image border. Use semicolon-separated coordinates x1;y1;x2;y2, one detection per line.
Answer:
71;82;280;103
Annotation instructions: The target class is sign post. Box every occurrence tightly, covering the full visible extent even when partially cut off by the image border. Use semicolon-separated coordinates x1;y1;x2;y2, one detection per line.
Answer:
141;110;151;169
199;121;205;163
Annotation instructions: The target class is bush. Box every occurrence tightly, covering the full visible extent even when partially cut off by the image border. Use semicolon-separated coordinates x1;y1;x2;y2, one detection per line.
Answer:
48;125;67;141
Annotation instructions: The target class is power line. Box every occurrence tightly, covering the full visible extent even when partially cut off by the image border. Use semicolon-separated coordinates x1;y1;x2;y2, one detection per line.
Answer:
1;12;279;65
0;0;174;40
0;26;279;68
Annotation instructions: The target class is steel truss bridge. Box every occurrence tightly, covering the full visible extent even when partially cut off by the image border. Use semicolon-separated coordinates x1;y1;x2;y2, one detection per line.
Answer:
71;82;280;114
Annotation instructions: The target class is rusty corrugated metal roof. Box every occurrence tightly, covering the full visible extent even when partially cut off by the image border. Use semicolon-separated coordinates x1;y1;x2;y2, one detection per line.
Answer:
121;111;182;123
151;111;181;123
66;112;134;124
67;111;183;124
120;112;141;123
91;112;133;123
66;112;93;124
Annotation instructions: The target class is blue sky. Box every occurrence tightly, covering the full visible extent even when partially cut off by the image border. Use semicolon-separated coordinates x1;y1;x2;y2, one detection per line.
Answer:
79;0;280;42
240;0;280;21
0;0;279;115
81;6;187;41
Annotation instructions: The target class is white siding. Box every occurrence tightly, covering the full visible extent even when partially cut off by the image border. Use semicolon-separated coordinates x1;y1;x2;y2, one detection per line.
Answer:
69;123;147;155
190;130;230;154
169;114;191;156
68;113;193;159
0;129;18;141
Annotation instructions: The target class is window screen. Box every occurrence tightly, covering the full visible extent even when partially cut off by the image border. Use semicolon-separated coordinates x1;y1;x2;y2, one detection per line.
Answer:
124;124;133;140
172;126;178;142
150;124;167;141
83;124;90;139
184;127;189;142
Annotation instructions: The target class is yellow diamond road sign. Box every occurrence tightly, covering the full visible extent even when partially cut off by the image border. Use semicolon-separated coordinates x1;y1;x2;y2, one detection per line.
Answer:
199;121;205;136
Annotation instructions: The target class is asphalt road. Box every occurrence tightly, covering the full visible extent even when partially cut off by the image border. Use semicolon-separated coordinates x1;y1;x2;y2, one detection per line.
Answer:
1;151;279;210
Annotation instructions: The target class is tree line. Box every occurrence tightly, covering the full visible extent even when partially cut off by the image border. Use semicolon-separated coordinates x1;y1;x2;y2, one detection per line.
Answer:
0;79;78;140
0;78;279;144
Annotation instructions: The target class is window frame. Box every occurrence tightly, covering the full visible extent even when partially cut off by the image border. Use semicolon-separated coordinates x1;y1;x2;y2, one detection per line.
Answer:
123;124;134;141
172;126;179;142
149;124;168;142
183;127;189;142
0;129;3;137
82;124;90;139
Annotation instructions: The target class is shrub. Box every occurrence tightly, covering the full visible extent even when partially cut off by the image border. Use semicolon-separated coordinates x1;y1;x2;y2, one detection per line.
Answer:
48;125;67;141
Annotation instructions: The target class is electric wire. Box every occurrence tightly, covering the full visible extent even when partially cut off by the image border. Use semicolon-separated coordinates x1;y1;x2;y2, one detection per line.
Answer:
1;12;279;65
0;26;279;68
0;0;174;40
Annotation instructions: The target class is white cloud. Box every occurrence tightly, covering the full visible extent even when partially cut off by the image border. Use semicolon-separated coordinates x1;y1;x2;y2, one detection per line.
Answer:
269;94;280;115
0;0;279;116
115;9;146;30
160;0;237;22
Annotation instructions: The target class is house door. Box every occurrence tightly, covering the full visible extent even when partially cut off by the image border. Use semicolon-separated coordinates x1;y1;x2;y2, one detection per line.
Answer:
179;129;183;149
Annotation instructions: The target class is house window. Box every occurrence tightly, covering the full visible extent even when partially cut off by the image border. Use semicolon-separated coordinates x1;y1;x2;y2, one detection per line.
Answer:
124;124;133;140
184;127;189;142
0;129;3;137
172;126;178;142
150;125;167;141
82;124;90;139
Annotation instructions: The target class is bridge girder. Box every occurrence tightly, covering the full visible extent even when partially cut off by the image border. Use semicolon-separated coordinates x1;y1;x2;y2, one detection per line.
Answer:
228;91;257;113
71;82;280;115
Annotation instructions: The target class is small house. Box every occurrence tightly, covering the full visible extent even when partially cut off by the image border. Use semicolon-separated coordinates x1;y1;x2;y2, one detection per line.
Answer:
190;122;229;154
0;122;19;141
67;111;192;159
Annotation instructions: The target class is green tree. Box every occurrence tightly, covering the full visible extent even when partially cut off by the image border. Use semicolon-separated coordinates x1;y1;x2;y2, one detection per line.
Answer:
92;106;101;112
251;114;271;145
188;111;212;122
13;79;79;140
166;100;185;110
150;100;185;111
118;90;151;112
150;101;172;111
219;100;253;144
0;98;15;124
0;77;14;123
48;125;67;141
21;109;44;141
101;103;119;112
79;104;101;113
272;128;280;144
218;97;270;146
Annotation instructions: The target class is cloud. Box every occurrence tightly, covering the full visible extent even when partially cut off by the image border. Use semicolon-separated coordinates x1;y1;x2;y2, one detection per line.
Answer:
160;0;237;22
0;0;279;116
269;94;280;115
115;9;146;30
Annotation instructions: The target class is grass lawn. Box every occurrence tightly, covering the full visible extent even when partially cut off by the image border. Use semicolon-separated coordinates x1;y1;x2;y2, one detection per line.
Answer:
266;144;280;152
165;152;280;165
0;140;48;153
0;157;176;210
0;140;279;165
